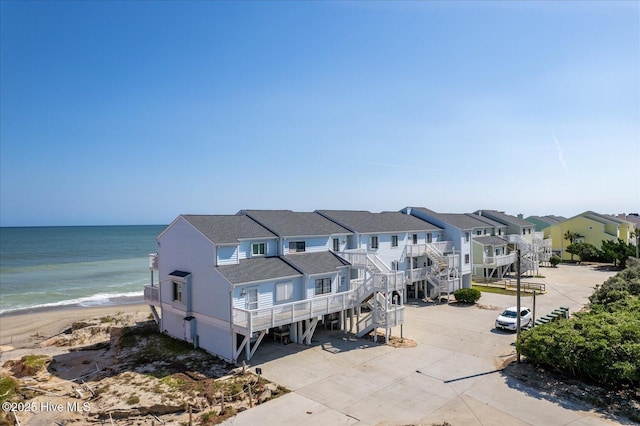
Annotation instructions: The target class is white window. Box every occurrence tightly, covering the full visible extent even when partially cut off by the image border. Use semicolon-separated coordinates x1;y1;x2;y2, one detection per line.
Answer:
315;278;331;295
391;235;398;247
275;281;293;303
252;242;266;256
412;234;418;244
465;233;470;242
333;238;340;251
427;233;433;243
245;288;258;310
391;260;398;271
289;241;305;253
465;254;470;264
172;281;183;303
476;230;482;236
371;236;379;249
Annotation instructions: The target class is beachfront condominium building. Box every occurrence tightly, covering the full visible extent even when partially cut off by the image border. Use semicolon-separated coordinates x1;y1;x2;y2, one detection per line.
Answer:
475;210;552;275
144;208;561;363
145;211;420;363
316;209;459;300
404;207;521;283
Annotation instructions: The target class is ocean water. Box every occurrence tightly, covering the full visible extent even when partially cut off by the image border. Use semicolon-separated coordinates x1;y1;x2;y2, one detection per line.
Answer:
0;225;165;314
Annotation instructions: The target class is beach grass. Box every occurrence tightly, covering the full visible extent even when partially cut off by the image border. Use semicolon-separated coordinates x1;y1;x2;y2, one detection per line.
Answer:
472;284;518;296
0;376;18;402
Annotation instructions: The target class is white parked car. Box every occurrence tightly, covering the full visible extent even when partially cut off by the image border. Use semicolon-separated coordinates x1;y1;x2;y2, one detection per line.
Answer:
495;306;532;331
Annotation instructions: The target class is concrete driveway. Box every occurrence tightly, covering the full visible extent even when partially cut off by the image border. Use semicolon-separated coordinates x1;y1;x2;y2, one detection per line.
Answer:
223;264;626;425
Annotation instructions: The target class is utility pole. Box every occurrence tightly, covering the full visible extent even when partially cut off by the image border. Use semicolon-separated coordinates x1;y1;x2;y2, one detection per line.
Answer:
516;248;521;364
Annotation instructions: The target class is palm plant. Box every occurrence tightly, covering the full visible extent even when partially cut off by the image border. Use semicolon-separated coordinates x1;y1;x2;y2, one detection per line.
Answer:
563;230;581;261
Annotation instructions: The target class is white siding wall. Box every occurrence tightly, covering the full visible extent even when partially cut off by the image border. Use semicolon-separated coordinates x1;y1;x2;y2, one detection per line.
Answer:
460;231;472;275
158;218;232;325
238;239;278;260
361;231;428;269
217;246;238;265
345;234;359;250
304;272;342;299
232;276;305;310
330;235;348;252
475;228;494;236
282;236;331;255
194;321;233;361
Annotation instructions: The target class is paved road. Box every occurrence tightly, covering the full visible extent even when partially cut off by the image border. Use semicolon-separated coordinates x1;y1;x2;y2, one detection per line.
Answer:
222;264;626;426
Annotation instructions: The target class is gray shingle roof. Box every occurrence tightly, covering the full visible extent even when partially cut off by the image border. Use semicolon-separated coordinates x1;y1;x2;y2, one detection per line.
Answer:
408;207;503;230
282;251;350;275
317;210;441;233
525;215;567;226
467;213;506;228
217;257;302;284
475;210;534;228
181;215;277;245
582;211;633;225
473;236;509;246
239;210;351;237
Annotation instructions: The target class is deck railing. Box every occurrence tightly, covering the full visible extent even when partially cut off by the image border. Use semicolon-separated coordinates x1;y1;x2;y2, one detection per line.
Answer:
478;252;517;267
143;285;160;305
372;271;406;293
407;267;429;282
233;289;359;334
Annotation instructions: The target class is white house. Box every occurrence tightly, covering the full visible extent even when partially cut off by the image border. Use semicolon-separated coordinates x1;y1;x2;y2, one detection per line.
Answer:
404;207;521;282
316;210;459;300
475;210;552;275
145;212;406;363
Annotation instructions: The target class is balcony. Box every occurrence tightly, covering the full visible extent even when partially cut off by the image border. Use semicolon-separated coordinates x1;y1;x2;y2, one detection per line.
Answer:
406;241;455;258
144;285;160;306
475;252;517;268
232;290;359;334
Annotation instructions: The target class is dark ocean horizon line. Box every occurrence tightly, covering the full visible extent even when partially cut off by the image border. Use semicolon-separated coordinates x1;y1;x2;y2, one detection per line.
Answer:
0;224;167;230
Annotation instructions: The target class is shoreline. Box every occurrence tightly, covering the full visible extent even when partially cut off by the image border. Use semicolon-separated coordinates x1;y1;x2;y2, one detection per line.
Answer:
0;295;145;317
0;302;151;350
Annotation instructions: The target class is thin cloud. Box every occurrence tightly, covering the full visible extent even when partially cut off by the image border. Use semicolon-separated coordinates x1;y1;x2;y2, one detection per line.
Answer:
552;132;570;177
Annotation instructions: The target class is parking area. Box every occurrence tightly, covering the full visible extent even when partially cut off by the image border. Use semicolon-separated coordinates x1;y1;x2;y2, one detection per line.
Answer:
223;264;622;426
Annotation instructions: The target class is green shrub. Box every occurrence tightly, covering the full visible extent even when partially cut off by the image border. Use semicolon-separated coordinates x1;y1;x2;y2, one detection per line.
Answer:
453;288;481;304
517;258;640;388
549;255;561;267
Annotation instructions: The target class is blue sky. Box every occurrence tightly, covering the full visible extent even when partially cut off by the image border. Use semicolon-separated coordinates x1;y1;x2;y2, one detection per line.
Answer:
1;1;638;226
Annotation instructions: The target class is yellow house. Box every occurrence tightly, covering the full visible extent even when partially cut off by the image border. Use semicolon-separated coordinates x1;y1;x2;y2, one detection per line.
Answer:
545;211;636;260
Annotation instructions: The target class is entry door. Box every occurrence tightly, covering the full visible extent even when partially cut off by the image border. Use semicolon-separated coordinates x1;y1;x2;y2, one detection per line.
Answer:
246;288;258;310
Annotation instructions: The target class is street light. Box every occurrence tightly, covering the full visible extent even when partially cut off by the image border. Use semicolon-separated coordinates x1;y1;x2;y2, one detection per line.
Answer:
516;248;522;364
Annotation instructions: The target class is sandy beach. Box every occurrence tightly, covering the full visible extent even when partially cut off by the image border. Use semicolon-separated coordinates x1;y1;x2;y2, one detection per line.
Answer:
0;303;150;351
